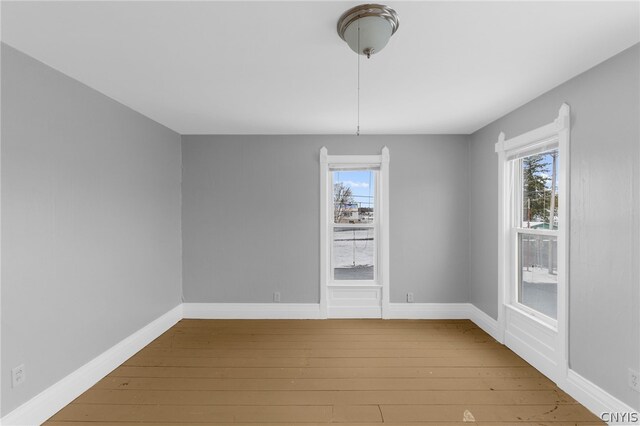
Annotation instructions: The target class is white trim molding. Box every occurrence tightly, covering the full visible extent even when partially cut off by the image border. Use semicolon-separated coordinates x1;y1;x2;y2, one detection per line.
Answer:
387;303;471;319
564;370;639;425
379;147;391;318
503;305;560;381
319;146;329;318
182;303;322;319
183;302;485;322
495;103;571;385
467;304;501;342
319;146;390;319
1;304;182;426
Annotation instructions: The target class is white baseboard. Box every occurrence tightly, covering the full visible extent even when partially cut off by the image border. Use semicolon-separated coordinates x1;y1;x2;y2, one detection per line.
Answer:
563;370;639;425
182;303;322;319
387;303;501;344
1;304;182;426
467;304;501;342
182;302;473;321
181;302;493;323
386;302;470;319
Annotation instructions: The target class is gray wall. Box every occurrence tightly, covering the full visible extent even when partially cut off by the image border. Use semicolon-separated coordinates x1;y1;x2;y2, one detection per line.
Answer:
182;135;469;304
1;44;183;415
4;33;637;417
469;43;640;409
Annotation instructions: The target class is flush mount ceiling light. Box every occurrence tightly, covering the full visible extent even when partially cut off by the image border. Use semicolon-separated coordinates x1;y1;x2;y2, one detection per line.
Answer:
337;4;399;58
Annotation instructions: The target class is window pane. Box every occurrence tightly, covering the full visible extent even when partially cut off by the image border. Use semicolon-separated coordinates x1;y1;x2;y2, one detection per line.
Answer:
333;227;374;280
333;170;375;224
518;233;557;319
521;150;559;230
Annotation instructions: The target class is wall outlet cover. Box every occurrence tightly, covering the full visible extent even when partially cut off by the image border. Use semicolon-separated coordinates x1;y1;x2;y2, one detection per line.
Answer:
273;292;281;303
11;364;26;388
629;368;639;392
407;292;414;303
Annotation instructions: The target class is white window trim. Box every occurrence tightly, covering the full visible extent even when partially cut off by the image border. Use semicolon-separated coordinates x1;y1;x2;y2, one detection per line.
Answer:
495;103;570;383
320;146;390;319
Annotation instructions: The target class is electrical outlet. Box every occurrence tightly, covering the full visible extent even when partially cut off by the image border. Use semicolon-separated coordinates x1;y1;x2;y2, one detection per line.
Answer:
407;292;414;303
273;292;281;303
11;364;25;388
629;368;639;392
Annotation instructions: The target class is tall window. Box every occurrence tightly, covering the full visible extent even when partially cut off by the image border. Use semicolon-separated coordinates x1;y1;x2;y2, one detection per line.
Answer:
331;169;377;281
495;105;569;379
320;146;390;318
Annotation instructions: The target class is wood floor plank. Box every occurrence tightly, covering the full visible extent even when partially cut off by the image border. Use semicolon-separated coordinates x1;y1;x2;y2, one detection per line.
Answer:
152;338;503;350
332;404;382;422
175;319;478;329
138;347;516;359
49;404;334;423
44;319;602;425
124;354;530;368
169;329;490;337
380;404;603;422
94;376;557;391
74;389;574;406
109;365;545;379
172;326;484;334
155;333;494;342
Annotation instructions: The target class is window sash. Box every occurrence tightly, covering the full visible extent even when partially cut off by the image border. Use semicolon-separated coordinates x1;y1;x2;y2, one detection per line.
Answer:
510;155;560;232
330;227;378;283
511;230;559;326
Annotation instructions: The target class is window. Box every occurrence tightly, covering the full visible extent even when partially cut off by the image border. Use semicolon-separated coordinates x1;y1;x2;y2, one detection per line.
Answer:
319;147;390;318
513;149;559;320
495;103;569;381
331;170;377;281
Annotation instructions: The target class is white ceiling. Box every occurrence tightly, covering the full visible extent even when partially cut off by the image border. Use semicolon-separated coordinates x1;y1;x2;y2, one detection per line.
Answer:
2;1;639;135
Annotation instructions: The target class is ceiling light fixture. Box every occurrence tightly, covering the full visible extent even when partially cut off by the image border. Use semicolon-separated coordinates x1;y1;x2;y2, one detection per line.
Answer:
337;4;399;136
337;4;399;59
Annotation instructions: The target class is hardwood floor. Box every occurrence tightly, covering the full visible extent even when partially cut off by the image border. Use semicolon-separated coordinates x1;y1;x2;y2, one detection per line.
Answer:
46;319;603;425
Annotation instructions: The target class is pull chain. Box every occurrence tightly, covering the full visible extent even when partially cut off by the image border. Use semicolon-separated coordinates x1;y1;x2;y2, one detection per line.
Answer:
357;22;360;136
